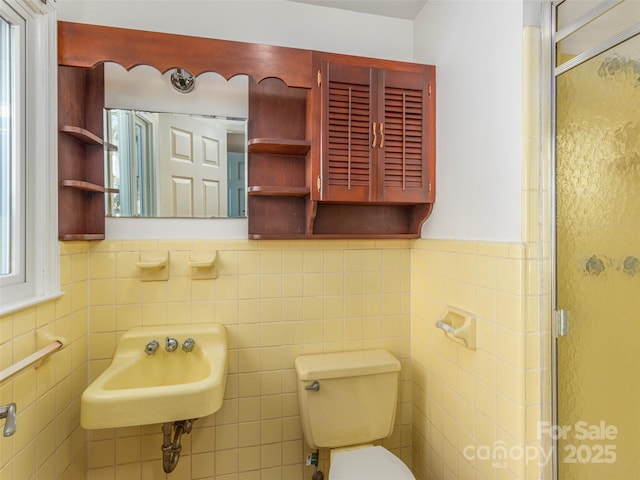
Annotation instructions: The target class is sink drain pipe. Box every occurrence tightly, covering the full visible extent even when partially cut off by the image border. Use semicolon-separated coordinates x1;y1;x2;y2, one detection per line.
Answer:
161;419;195;473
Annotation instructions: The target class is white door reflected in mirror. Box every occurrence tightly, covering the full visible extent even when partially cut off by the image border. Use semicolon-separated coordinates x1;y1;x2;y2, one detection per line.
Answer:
159;114;228;217
105;109;246;218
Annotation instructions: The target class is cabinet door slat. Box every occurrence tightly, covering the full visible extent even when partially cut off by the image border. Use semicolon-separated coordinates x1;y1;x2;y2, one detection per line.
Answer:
383;83;427;195
326;77;372;192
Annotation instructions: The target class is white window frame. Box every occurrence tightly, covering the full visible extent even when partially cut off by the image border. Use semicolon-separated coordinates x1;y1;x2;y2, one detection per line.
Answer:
0;0;60;315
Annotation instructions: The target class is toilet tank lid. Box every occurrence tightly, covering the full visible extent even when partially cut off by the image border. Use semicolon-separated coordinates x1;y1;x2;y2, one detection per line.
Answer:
295;349;400;381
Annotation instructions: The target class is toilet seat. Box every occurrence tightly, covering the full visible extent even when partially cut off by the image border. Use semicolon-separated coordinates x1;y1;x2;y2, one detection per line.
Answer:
329;445;415;480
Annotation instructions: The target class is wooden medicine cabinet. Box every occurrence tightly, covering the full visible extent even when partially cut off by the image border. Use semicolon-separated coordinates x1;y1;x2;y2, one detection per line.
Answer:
57;21;435;240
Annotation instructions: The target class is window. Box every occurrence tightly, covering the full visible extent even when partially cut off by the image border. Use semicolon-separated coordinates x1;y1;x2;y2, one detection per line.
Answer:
1;14;15;277
0;0;59;315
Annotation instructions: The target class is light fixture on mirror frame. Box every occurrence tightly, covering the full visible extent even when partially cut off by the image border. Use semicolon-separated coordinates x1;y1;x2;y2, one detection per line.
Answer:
170;68;196;93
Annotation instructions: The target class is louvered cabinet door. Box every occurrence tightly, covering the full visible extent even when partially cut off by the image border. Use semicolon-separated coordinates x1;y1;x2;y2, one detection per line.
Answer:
378;69;432;203
321;62;375;202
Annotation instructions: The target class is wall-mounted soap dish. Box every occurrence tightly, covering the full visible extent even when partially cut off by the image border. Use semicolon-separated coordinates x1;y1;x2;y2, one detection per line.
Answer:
136;251;169;281
188;251;218;280
435;306;476;350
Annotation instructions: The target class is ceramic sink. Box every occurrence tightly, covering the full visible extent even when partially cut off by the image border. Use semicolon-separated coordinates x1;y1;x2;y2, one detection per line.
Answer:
81;324;227;429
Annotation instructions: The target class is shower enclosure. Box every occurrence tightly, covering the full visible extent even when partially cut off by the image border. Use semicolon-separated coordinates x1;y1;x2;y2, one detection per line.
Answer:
553;1;639;479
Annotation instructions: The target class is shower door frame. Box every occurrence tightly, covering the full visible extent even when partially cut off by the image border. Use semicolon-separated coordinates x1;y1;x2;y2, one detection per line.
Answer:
550;1;640;479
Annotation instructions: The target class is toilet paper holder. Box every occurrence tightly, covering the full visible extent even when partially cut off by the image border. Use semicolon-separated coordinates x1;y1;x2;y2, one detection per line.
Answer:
435;306;476;350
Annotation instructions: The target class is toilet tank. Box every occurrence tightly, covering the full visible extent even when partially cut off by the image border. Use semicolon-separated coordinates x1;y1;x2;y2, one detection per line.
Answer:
295;349;401;449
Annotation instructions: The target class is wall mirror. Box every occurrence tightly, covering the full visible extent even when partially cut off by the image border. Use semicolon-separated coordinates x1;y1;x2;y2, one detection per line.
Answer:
103;63;248;218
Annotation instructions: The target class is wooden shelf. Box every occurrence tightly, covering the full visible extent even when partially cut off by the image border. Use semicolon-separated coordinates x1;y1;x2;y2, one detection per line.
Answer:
310;232;421;239
59;179;105;193
248;138;311;155
248;233;310;240
60;125;104;146
248;232;420;240
59;233;105;241
248;186;310;197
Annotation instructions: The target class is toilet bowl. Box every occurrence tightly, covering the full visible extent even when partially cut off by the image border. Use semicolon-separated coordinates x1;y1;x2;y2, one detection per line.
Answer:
329;445;414;480
295;349;416;480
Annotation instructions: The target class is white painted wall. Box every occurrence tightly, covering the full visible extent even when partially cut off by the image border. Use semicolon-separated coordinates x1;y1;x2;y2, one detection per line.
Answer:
413;1;524;242
57;0;414;239
56;0;414;60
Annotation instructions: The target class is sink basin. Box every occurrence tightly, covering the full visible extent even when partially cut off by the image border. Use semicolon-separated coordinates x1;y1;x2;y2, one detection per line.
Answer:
81;324;227;429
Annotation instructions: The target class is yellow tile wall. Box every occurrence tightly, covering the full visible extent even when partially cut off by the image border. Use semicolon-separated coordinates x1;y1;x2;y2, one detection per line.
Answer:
1;234;547;480
0;242;89;480
85;239;413;480
409;25;548;480
411;240;539;480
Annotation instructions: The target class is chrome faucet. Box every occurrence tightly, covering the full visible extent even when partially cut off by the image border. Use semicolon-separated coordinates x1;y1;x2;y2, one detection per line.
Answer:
144;340;160;355
182;338;195;353
0;403;17;437
165;337;179;352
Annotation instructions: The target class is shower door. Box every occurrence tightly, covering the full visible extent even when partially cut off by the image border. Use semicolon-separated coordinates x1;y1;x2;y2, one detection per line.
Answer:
555;3;640;478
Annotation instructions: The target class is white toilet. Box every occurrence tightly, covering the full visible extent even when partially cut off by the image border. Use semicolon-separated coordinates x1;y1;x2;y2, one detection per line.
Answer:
295;349;416;480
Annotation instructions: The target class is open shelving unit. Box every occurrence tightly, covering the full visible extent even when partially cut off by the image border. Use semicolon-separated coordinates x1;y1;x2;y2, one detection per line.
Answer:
58;64;107;241
247;78;313;239
247;139;311;197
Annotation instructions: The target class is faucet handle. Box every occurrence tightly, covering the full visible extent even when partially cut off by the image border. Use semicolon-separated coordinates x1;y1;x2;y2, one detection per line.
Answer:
165;337;179;352
144;340;160;355
0;402;17;437
182;338;195;353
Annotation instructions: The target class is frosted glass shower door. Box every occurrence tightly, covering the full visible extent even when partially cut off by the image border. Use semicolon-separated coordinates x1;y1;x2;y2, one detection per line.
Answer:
555;33;640;480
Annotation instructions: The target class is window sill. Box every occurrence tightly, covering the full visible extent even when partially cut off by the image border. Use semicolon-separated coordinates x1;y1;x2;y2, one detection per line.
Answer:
0;291;64;317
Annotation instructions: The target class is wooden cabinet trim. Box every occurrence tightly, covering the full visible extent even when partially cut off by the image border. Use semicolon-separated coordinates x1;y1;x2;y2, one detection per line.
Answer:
58;21;313;89
248;186;310;197
58;22;435;89
59;233;105;241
